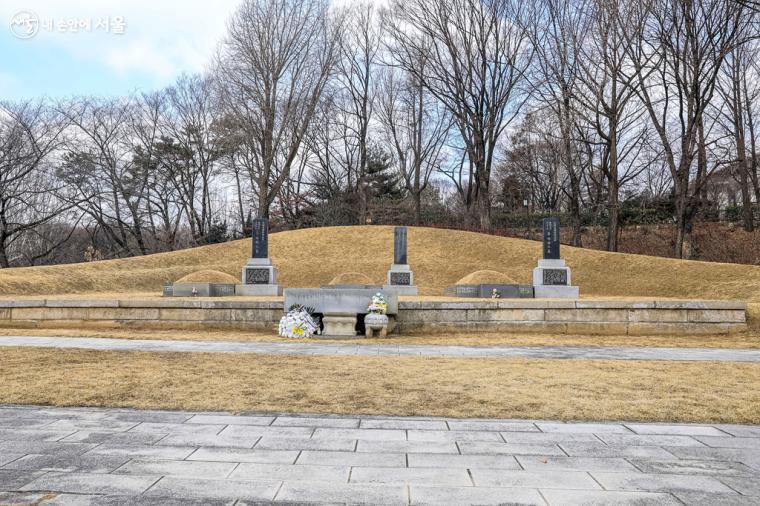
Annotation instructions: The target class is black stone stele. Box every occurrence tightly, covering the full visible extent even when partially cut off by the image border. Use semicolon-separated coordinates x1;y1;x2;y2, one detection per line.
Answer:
394;226;408;265
252;218;268;259
542;217;560;260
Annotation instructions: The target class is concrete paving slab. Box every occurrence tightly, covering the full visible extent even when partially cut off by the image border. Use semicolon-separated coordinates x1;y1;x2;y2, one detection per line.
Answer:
113;459;237;478
407;429;504;442
540;489;681;505
629;458;755;476
2;454;130;473
625;424;729;436
254;436;356;452
186;414;275;426
598;434;706;447
446;421;540;432
409;485;544;505
694;436;760;449
275;480;407;504
350;466;472;486
516;456;639;472
272;416;360;428
591;471;737;494
672;491;760;506
719;475;760;496
556;442;677;459
296;450;406;468
0;470;47;491
360;419;448;430
58;430;167;445
470;469;601;490
0;454;24;467
310;427;407;441
229;463;350;482
187;447;298;464
144;476;280;501
84;444;196;460
356;440;459;454
407;454;521;470
458;441;567;456
0;441;97;457
20;472;159;495
536;422;632;434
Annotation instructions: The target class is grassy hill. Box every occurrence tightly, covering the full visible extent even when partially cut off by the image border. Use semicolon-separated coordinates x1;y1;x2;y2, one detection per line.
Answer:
0;226;758;304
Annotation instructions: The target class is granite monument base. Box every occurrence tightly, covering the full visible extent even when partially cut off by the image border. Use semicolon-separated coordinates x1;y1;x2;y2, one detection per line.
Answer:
240;257;281;296
384;263;418;296
532;259;579;299
235;284;283;296
534;285;580;298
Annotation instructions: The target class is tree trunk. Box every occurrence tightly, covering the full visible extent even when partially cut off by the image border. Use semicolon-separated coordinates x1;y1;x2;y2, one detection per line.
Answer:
413;191;421;226
607;177;619;252
477;181;491;231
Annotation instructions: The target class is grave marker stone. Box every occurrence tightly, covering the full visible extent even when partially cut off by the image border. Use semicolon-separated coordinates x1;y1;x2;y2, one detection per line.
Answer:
383;226;418;295
532;218;579;298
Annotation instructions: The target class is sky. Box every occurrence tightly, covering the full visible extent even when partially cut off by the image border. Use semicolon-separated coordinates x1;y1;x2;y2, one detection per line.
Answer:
0;0;243;100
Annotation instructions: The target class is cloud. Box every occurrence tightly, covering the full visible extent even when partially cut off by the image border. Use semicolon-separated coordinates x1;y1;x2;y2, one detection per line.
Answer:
1;0;241;88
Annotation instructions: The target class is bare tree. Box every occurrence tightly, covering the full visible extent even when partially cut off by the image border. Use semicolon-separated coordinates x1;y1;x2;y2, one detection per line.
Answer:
623;0;754;258
164;74;223;242
335;2;384;224
386;0;533;229
378;66;451;224
214;0;343;219
0;100;76;267
717;37;760;231
575;0;651;251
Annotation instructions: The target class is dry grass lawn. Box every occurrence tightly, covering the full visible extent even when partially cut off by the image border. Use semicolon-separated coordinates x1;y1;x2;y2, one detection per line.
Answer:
1;327;759;349
0;226;758;303
1;347;758;423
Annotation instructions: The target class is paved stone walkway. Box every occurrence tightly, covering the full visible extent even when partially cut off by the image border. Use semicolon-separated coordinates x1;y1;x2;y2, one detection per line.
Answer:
0;406;758;505
1;335;760;362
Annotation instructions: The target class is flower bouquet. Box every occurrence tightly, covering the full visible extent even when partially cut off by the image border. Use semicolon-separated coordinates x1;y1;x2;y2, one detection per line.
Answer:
367;293;388;314
278;305;319;338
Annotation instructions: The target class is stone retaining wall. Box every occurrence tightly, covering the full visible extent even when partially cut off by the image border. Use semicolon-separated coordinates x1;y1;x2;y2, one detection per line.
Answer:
395;299;747;335
0;298;746;335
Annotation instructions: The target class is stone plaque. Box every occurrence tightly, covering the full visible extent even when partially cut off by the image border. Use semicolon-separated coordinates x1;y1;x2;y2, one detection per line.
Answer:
543;217;560;260
394;226;408;265
245;267;271;284
390;271;411;286
252;218;269;259
543;269;567;286
211;284;236;296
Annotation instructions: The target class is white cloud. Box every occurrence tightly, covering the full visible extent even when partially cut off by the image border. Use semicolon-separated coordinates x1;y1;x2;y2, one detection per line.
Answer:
2;0;241;86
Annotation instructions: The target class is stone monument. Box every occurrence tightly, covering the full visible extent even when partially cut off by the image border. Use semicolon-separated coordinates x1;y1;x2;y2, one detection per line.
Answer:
532;217;579;298
383;226;418;295
236;218;283;296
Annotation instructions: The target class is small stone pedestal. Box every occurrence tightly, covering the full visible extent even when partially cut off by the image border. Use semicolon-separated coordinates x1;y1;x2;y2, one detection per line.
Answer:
321;313;358;338
364;313;389;338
